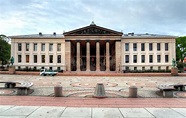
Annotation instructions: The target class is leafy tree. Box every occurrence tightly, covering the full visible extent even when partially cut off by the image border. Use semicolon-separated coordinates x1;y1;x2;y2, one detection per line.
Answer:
0;35;11;67
176;36;186;61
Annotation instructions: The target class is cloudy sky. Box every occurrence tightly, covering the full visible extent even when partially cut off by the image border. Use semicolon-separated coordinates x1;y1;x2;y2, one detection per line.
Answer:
0;0;185;36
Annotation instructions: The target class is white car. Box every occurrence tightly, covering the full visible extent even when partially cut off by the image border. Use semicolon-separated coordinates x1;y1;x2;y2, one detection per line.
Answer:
40;69;58;76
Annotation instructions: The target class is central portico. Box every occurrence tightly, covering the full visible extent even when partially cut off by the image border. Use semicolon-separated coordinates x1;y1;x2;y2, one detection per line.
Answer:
64;22;123;72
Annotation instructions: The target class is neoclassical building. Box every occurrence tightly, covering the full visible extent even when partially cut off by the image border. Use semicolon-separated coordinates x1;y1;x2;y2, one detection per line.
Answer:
10;22;176;72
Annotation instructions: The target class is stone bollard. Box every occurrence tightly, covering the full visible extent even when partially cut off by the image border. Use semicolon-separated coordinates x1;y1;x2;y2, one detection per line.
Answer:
129;86;137;98
54;85;62;97
93;83;106;98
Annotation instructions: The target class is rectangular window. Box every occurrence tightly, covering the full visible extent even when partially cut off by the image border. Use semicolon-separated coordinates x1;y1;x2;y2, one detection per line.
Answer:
41;55;45;63
57;43;61;51
141;55;145;63
34;55;37;63
26;43;29;51
157;43;161;51
57;55;61;63
49;55;53;63
158;66;161;70
141;43;145;51
133;55;137;63
165;43;168;51
49;43;53;51
142;67;145;71
18;43;22;51
26;55;29;63
149;43;153;51
18;55;21;63
125;43;129;51
41;43;45;51
34;43;37;51
134;67;137;70
133;43;137;51
157;55;161;63
150;66;153;70
149;55;153;63
125;55;129;63
165;55;169;62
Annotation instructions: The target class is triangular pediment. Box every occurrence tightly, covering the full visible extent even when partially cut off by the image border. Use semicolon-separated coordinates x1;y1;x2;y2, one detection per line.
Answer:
63;23;123;36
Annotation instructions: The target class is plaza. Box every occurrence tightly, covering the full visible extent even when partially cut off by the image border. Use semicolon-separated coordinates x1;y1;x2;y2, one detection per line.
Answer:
0;74;186;98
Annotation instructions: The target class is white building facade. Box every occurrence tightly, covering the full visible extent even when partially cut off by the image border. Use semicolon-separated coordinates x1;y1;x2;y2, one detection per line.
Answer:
10;23;176;72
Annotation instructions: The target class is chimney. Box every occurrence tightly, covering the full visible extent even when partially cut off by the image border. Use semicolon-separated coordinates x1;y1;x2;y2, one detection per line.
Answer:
39;32;42;36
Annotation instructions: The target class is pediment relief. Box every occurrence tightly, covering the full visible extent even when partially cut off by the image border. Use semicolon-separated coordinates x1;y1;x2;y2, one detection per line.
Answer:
64;24;123;36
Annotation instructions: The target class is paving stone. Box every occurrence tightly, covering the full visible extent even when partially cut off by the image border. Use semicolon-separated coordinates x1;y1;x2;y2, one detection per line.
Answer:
0;106;39;116
61;107;91;118
27;106;65;118
92;108;123;118
119;108;155;118
146;108;186;118
0;105;14;113
172;108;186;117
0;116;26;118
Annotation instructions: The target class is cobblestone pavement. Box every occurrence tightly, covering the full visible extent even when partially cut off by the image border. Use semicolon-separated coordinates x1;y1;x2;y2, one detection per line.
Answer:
0;74;186;98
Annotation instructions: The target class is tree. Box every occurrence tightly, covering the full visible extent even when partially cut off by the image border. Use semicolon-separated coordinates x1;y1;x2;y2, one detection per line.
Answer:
0;35;11;67
176;36;186;61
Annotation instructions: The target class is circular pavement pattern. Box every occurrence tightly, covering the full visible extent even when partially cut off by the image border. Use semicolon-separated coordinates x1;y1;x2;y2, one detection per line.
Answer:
70;82;118;87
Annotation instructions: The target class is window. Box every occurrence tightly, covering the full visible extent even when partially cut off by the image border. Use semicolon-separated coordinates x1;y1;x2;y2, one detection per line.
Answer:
41;55;45;63
125;55;129;63
142;67;145;71
18;43;22;51
133;43;137;51
150;66;153;70
125;43;129;51
49;43;53;51
34;43;37;51
165;43;168;51
149;55;153;63
165;55;169;62
158;66;161;70
157;55;161;63
134;67;137;70
166;66;169;70
126;66;129;71
57;43;61;51
26;43;29;51
141;55;145;63
133;55;137;63
34;55;37;63
41;43;45;51
57;55;61;63
157;43;161;51
26;55;29;63
141;43;145;51
149;43;153;51
18;55;21;63
49;67;52;70
49;55;53;63
57;67;61;71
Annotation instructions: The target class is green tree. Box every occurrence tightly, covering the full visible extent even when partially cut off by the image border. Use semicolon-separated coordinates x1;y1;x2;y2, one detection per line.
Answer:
176;36;186;61
0;35;11;67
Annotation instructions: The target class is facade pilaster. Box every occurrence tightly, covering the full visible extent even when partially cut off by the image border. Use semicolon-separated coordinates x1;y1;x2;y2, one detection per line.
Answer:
86;40;90;71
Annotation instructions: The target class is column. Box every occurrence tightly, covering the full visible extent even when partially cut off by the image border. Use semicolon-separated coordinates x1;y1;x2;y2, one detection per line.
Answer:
65;41;71;71
86;40;90;71
22;42;26;64
76;41;80;71
115;41;121;72
96;41;100;71
106;41;110;71
30;43;33;64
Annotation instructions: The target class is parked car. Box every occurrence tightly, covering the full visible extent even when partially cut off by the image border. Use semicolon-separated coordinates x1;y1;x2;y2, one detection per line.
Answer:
40;69;58;76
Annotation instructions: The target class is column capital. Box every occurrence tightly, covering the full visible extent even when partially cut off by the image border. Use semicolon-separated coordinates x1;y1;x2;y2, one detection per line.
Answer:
106;39;110;42
96;40;100;42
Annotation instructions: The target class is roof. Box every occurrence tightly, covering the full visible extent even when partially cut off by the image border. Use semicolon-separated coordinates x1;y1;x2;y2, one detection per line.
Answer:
63;23;123;36
9;33;64;39
122;33;177;39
